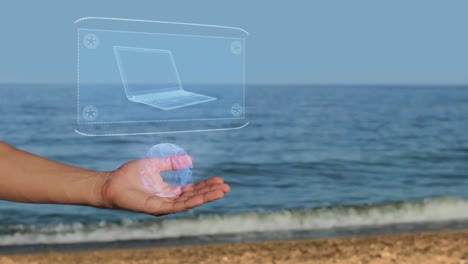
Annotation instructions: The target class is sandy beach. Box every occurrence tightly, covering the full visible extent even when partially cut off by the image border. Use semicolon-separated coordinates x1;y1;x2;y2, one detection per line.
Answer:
1;230;467;264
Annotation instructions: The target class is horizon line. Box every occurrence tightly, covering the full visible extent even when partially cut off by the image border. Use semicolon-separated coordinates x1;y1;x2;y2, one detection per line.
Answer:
1;82;468;87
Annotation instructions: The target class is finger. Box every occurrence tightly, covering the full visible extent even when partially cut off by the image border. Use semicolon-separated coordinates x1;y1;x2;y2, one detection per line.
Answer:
158;190;225;215
179;183;230;199
146;154;193;172
170;154;193;171
177;186;229;203
181;177;224;192
173;190;225;212
180;183;230;200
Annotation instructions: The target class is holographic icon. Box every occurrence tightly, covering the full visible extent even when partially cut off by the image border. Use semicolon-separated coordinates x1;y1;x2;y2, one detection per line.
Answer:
82;105;98;121
231;103;243;117
140;143;192;197
114;46;216;110
230;41;242;55
83;34;100;49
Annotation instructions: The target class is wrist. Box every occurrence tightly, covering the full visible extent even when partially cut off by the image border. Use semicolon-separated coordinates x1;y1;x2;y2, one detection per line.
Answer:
89;171;113;208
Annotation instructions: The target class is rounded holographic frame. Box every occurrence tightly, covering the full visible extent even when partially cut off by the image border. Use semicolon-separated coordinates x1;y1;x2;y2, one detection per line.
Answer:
74;17;249;137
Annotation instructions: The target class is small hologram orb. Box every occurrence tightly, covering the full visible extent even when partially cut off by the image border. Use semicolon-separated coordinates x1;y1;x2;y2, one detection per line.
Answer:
230;41;242;55
231;103;243;117
82;105;98;121
140;143;192;197
83;34;100;49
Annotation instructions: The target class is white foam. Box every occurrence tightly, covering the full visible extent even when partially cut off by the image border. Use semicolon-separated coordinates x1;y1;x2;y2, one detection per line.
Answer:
1;197;468;245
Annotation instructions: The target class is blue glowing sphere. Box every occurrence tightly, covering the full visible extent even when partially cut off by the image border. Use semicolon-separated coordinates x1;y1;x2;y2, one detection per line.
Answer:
140;143;192;197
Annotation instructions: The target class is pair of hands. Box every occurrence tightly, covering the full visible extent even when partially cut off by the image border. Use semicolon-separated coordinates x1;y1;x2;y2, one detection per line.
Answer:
99;156;230;216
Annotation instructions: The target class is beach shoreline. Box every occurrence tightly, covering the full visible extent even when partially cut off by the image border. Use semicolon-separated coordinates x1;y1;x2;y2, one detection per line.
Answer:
1;230;467;264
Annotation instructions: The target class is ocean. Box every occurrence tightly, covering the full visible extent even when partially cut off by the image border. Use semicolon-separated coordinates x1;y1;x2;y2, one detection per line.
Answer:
1;84;468;253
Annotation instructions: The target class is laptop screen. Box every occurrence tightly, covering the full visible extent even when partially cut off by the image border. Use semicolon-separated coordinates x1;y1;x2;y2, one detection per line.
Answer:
114;47;182;96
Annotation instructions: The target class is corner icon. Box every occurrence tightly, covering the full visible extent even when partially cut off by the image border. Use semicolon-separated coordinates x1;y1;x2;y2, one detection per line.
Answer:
83;34;100;49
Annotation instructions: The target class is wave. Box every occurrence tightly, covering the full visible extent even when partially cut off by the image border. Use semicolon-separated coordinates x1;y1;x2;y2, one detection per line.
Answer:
1;197;468;246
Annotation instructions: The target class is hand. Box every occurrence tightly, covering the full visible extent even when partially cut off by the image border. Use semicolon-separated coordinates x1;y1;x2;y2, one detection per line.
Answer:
98;156;230;216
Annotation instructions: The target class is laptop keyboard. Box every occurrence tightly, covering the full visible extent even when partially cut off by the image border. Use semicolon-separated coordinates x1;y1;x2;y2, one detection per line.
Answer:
135;90;215;110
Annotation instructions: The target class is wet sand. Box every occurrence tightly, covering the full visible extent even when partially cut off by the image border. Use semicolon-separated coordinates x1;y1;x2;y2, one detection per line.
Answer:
1;230;467;264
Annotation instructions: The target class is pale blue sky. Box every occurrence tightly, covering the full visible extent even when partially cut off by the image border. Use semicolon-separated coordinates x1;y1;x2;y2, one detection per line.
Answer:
0;0;467;85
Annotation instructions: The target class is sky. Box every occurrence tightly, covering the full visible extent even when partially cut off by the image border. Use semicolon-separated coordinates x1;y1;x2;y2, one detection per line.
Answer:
0;0;467;85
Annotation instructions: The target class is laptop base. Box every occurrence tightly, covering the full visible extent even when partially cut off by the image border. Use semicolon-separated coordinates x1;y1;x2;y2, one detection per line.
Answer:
131;90;216;110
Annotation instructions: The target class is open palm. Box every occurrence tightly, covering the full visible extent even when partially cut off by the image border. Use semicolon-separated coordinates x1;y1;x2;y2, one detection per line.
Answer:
99;156;230;216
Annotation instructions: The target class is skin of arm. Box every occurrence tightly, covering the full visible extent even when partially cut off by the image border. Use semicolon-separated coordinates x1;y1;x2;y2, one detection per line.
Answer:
0;141;230;216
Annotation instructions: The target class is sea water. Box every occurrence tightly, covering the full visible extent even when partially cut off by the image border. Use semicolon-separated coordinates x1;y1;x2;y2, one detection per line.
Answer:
1;85;468;249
